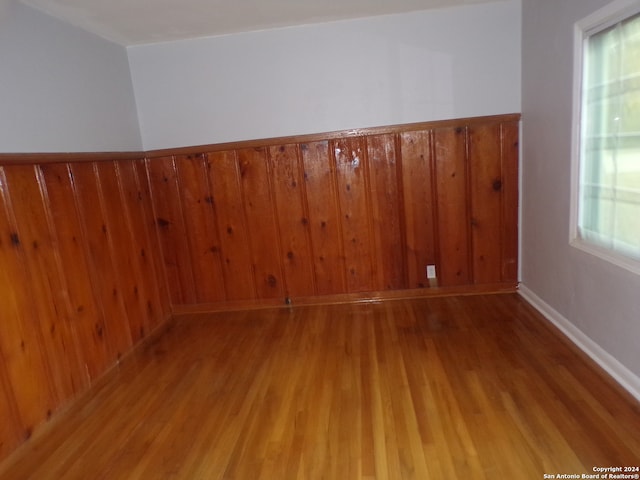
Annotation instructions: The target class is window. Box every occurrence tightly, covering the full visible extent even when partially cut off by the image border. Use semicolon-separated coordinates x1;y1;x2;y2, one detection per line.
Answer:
572;0;640;273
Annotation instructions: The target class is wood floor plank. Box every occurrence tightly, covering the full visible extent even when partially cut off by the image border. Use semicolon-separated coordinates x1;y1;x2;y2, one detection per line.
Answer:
0;293;638;479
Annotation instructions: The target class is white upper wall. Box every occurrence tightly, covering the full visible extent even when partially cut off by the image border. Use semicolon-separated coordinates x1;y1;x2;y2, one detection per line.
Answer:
0;1;141;152
128;0;521;150
521;0;640;383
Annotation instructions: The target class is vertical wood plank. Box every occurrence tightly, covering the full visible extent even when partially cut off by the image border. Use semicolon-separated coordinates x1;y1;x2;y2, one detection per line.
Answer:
236;147;285;300
206;151;255;301
367;134;405;291
0;373;20;460
0;167;55;437
135;159;171;319
468;123;503;284
268;144;316;298
146;156;196;305
333;137;375;293
500;121;519;283
301;141;346;295
2;164;84;403
116;160;167;332
39;163;110;380
175;154;227;303
399;131;437;289
433;127;472;286
0;260;49;441
70;162;132;361
96;161;150;344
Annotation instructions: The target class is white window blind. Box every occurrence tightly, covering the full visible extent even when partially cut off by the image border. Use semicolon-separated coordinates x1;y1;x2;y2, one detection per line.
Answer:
579;11;640;261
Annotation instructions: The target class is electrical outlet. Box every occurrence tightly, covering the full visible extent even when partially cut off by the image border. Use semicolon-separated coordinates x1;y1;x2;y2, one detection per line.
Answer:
426;264;437;279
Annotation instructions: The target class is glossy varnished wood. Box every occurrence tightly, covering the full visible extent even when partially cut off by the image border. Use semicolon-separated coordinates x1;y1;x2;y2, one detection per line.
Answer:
1;294;638;479
0;115;519;464
0;157;171;462
145;114;521;307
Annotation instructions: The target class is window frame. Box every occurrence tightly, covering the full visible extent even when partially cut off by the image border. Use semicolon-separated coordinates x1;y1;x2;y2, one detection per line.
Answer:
570;0;640;275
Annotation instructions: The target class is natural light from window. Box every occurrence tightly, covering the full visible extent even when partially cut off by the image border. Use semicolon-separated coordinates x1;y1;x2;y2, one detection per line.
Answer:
573;1;640;272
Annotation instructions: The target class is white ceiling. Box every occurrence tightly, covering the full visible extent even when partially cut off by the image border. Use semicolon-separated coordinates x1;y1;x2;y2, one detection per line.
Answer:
20;0;501;46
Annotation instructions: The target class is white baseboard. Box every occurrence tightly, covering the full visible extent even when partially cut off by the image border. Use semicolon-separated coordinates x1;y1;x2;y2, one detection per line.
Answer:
518;284;640;403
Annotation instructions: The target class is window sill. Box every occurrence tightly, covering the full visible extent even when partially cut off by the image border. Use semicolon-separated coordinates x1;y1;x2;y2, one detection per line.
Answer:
570;238;640;276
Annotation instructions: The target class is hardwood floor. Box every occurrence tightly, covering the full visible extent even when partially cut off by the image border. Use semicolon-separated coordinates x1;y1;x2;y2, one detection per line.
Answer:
1;293;638;479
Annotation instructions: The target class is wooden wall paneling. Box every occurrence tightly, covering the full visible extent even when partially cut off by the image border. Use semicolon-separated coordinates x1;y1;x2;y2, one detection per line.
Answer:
39;163;110;380
332;137;376;293
0;115;518;327
94;161;149;344
500;121;519;283
0;114;520;466
146;156;197;305
433;127;472;286
134;159;171;318
116;160;167;332
468;123;503;284
2;165;85;403
366;134;405;291
174;154;227;303
0;167;56;435
399;130;438;289
0;248;50;442
69;162;132;360
236;147;285;300
300;141;346;295
0;372;20;461
268;144;316;298
205;151;255;301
